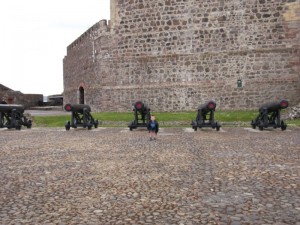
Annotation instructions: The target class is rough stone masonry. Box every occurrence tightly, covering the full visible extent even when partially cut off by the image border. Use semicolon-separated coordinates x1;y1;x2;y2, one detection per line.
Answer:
63;0;300;112
0;127;300;224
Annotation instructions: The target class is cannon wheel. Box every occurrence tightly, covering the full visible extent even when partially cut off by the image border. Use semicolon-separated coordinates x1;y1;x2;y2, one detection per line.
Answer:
94;120;99;128
13;119;21;130
129;122;134;131
191;121;197;131
88;125;92;130
15;123;22;130
65;121;71;131
0;115;4;128
26;120;32;129
258;120;264;131
216;122;220;131
281;121;287;131
251;120;256;129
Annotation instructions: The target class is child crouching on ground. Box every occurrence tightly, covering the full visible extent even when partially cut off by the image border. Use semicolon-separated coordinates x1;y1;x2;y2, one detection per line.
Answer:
148;115;159;141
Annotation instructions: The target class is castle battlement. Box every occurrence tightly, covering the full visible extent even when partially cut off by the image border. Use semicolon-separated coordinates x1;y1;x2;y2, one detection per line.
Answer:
67;19;110;52
63;0;300;112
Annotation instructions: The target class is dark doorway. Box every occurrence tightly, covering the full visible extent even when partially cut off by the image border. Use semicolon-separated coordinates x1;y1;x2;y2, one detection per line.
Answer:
79;86;84;104
7;97;14;104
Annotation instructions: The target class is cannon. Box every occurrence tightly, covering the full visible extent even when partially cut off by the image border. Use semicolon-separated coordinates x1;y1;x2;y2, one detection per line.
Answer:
191;101;221;131
64;103;98;130
0;104;32;130
251;99;288;131
128;101;151;131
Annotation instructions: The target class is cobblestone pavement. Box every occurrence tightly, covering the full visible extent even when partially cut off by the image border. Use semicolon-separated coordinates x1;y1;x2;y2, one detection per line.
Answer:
0;127;299;225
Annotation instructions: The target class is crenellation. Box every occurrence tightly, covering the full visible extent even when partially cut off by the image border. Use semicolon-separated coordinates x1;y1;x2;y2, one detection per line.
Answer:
67;19;110;52
63;0;300;112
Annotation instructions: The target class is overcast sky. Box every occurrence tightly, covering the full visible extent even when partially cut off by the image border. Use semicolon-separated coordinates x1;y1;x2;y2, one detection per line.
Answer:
0;0;110;96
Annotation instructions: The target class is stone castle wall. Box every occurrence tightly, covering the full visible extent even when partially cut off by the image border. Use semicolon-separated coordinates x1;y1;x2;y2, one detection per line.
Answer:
0;84;43;108
0;91;43;108
63;0;300;112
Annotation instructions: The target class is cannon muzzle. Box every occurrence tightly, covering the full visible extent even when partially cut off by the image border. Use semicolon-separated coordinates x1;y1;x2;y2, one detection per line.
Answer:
64;103;91;113
134;101;148;111
259;99;288;112
198;101;216;111
0;104;25;113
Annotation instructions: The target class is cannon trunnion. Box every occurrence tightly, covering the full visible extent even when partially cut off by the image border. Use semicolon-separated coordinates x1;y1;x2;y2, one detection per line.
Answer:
0;104;32;130
64;103;98;130
251;99;288;131
191;101;221;131
128;101;151;131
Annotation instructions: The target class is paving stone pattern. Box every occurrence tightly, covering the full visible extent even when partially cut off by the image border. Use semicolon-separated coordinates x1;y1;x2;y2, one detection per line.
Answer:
0;127;299;224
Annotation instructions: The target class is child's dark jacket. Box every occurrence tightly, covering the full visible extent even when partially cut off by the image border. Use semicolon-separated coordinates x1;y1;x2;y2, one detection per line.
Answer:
147;120;159;133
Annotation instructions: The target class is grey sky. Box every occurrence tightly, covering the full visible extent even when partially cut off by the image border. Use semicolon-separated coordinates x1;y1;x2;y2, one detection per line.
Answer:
0;0;110;96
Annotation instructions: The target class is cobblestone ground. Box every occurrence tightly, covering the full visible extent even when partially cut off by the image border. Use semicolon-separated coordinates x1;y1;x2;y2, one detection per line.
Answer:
0;127;299;225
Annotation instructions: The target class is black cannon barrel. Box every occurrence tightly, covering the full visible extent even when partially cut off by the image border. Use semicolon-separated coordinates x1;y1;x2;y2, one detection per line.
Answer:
259;99;288;112
64;103;91;113
198;101;216;111
134;101;149;111
0;104;25;113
